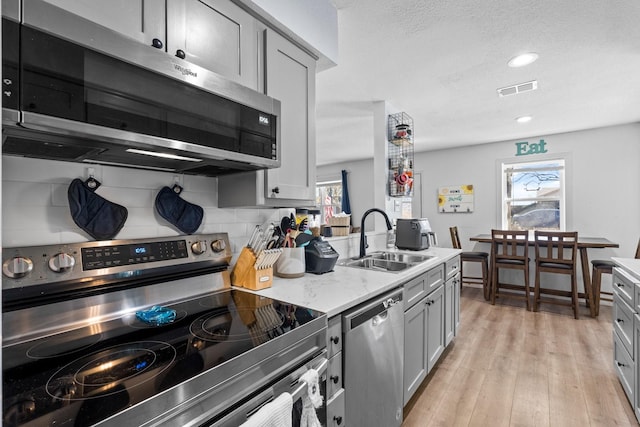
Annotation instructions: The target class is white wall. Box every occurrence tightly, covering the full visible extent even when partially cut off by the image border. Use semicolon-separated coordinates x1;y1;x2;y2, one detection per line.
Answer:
1;156;292;258
322;123;640;294
415;123;640;258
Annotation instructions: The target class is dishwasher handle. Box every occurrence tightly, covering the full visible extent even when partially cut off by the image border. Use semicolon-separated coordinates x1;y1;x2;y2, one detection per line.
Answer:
343;288;403;332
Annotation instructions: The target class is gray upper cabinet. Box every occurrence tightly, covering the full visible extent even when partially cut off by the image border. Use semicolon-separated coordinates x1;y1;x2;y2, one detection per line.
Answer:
218;28;317;207
42;0;166;50
166;0;258;89
43;0;257;89
263;28;316;202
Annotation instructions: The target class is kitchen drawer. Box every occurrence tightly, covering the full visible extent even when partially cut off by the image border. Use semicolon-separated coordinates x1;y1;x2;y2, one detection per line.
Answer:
613;267;636;310
613;293;635;358
614;331;635;406
404;265;444;310
445;256;461;280
327;352;343;398
327;315;343;358
327;387;345;427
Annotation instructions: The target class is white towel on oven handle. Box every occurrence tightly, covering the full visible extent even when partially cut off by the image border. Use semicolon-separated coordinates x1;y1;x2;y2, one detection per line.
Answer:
299;368;323;427
240;392;293;427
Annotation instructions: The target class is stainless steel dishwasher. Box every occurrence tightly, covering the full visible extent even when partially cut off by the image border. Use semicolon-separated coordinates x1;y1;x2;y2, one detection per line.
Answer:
343;288;404;426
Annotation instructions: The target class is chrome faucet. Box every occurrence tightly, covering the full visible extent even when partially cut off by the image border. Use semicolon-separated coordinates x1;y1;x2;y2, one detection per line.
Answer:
359;208;393;258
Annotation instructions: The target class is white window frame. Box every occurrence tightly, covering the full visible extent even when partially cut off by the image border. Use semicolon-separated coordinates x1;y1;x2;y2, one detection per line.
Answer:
497;153;571;231
316;180;342;224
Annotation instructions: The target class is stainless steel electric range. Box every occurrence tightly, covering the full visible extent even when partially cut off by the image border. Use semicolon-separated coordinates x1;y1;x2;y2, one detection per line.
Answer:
2;234;327;426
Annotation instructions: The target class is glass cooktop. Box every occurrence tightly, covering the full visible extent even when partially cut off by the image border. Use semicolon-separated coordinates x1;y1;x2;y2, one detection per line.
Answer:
2;289;323;426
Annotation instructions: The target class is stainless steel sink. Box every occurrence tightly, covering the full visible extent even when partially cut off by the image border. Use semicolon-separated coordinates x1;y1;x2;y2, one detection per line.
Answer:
367;251;432;264
338;251;433;273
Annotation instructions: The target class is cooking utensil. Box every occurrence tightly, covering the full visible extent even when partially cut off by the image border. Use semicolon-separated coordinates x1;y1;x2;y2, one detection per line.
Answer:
247;225;261;249
295;230;314;247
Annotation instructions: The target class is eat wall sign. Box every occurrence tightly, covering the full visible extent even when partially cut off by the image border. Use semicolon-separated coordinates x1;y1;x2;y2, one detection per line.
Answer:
515;139;547;156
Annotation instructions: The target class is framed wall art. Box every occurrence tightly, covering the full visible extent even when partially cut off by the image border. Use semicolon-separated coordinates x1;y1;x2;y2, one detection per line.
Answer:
438;185;474;213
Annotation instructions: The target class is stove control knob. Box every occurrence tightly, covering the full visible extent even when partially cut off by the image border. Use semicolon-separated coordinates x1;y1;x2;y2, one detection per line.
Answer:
210;239;226;253
48;253;75;273
191;241;207;255
2;256;34;279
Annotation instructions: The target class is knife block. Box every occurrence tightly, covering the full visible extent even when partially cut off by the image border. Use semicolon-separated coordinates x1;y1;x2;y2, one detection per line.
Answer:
231;247;273;290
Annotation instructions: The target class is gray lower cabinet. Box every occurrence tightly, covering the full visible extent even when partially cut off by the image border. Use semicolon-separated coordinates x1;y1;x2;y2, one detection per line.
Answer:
445;256;461;345
445;272;459;345
612;265;640;421
403;264;447;405
43;0;258;89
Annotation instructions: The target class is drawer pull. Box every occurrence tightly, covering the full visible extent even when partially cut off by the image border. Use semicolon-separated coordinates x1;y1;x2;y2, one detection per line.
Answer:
330;375;340;384
333;415;343;425
617;318;624;323
616;282;624;288
330;336;340;345
617;361;626;367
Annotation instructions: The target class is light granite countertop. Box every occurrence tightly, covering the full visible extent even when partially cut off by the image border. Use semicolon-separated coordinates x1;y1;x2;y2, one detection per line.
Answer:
613;258;640;281
238;247;461;317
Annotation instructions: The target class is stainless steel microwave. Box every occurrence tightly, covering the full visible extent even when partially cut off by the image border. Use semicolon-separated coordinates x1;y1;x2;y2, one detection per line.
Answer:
1;0;280;176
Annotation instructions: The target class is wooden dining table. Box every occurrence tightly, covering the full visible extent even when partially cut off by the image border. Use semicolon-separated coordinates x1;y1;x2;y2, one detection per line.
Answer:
469;234;619;316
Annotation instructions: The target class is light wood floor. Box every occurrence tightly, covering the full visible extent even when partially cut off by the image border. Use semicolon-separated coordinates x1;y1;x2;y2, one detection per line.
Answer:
402;287;638;427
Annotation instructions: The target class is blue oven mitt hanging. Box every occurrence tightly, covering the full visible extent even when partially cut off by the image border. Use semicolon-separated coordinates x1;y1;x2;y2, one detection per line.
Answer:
68;177;128;241
155;185;203;234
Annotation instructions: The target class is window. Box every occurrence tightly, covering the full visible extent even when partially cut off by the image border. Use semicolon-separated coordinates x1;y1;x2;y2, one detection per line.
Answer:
501;158;565;231
316;181;342;224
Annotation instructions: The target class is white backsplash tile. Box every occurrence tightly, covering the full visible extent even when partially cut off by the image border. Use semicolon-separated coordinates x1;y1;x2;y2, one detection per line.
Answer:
2;156;291;254
3;181;53;207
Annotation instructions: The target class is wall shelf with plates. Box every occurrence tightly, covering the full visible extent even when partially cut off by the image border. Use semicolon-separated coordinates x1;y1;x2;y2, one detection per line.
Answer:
387;112;414;197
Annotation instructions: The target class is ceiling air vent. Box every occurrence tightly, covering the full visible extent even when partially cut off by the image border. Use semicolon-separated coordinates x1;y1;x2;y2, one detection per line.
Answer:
497;80;538;97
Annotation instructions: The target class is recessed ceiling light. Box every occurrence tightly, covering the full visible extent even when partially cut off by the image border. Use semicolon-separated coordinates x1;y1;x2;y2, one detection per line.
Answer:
508;53;538;68
516;116;533;123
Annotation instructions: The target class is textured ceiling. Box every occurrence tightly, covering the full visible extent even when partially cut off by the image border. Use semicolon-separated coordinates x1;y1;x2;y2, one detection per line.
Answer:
315;0;640;165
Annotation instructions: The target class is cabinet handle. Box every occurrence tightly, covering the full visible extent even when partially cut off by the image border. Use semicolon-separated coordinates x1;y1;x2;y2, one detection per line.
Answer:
426;300;432;306
617;361;626;367
330;336;340;345
151;38;163;49
616;282;624;288
175;49;186;59
617;318;624;323
271;187;280;195
333;415;343;425
330;375;339;384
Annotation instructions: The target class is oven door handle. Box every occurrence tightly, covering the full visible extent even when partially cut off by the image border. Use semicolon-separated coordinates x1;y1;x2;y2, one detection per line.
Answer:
246;357;328;419
291;357;328;403
244;388;277;419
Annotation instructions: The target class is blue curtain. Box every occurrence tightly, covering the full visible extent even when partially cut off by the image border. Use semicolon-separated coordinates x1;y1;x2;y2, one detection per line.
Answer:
341;169;351;215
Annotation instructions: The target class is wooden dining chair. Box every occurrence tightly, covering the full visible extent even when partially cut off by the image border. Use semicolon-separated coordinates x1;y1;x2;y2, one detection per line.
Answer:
533;231;581;318
449;226;491;300
591;238;640;316
490;229;530;309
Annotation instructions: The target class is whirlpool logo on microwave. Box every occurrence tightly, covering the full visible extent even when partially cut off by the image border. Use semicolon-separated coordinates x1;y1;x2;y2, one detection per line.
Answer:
173;64;198;78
